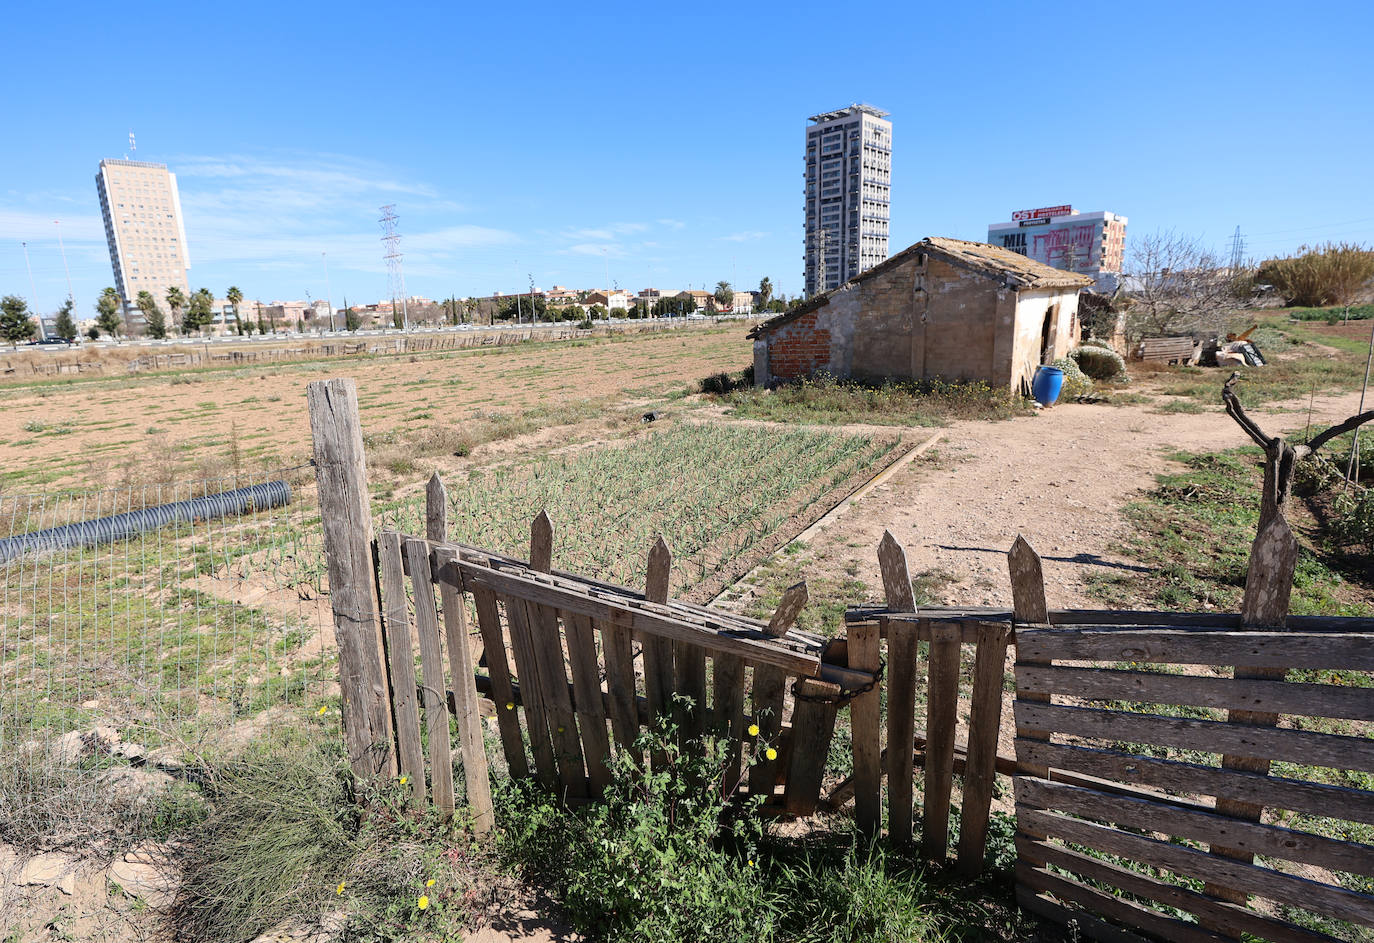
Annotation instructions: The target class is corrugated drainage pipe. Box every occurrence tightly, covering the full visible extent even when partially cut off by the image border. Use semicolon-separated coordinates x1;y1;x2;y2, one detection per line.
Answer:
0;481;291;565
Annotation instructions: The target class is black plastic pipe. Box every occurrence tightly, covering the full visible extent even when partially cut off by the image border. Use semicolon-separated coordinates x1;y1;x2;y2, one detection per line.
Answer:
0;481;291;564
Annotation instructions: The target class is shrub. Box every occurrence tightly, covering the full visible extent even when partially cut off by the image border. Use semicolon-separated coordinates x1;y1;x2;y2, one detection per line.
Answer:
1068;345;1128;382
173;735;360;943
700;366;754;394
1049;357;1094;399
497;719;774;942
1257;242;1374;307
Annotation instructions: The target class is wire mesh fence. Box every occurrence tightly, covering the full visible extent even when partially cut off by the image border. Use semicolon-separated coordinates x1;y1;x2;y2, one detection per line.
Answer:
0;463;333;842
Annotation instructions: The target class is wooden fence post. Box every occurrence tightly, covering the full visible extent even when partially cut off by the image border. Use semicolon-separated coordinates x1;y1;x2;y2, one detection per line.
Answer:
1204;514;1298;917
1009;535;1051;868
426;471;447;542
748;581;808;799
642;537;676;768
847;614;882;836
879;530;918;845
307;378;395;780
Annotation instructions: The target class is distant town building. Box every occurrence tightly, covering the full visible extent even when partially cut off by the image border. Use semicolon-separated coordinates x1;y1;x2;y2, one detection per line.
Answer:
986;206;1127;292
804;104;892;297
95;159;191;329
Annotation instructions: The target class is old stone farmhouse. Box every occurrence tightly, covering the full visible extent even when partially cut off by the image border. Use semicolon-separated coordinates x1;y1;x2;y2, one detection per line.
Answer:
750;237;1093;392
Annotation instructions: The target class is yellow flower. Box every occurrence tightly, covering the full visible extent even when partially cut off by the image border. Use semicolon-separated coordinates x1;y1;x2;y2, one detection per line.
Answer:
417;894;430;911
765;748;777;761
748;859;756;868
317;705;328;716
399;775;409;786
336;881;346;895
426;879;436;888
505;701;515;711
747;723;760;738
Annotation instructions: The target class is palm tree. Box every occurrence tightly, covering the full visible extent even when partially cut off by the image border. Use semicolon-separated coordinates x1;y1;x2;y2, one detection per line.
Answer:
226;286;243;335
165;286;187;336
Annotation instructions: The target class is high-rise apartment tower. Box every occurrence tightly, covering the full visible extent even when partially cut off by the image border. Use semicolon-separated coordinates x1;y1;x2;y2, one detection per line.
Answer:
804;104;891;296
96;159;191;327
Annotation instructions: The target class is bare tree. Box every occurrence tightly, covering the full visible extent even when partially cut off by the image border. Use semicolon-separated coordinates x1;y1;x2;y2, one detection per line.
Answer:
1223;372;1374;531
1125;230;1249;341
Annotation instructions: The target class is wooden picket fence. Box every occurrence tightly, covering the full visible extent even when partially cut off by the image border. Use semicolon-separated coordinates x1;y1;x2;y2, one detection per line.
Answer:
375;507;875;816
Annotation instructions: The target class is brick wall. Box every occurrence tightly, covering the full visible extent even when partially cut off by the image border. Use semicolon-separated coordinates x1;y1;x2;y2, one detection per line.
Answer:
766;311;833;380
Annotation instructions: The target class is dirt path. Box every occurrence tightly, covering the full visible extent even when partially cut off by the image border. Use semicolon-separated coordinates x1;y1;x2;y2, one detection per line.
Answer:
786;388;1371;610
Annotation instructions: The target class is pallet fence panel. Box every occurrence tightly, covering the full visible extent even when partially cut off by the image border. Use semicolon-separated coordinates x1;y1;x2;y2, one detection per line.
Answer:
377;531;425;808
1013;611;1374;942
470;585;529;779
433;547;494;834
404;538;456;816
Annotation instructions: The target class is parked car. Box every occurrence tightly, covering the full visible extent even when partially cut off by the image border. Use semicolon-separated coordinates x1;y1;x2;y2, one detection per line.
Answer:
27;336;76;346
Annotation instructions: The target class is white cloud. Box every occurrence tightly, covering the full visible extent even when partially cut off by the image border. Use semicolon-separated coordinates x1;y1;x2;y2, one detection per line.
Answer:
721;231;769;242
657;218;686;230
0;209;105;244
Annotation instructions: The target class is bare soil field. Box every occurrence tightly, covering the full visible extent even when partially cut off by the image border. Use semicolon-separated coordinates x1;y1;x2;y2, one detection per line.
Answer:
0;326;751;492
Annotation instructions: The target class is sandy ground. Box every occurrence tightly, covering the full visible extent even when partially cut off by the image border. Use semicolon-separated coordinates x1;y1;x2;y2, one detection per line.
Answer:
781;387;1371;610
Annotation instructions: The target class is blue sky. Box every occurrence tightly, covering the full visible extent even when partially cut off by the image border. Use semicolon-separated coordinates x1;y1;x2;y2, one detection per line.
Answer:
3;0;1371;315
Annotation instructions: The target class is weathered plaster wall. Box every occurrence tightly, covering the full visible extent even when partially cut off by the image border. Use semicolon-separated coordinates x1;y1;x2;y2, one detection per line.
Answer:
915;256;1004;384
1009;288;1082;391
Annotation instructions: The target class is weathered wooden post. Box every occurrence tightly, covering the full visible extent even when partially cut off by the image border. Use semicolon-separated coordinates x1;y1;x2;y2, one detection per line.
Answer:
879;530;918;845
307;377;396;780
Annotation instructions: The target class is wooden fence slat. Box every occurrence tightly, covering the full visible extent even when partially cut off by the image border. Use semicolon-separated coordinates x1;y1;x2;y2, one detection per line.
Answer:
1014;701;1374;774
565;611;613;792
879;530;918;844
433;548;494;834
526;513;587;798
1015;628;1374;670
307;378;394;779
598;617;641;760
747;667;788;799
1017;740;1374;827
748;581;811;802
377;531;425;807
502;593;559;790
1209;514;1298;914
847;619;881;835
1014;663;1374;722
642;537;676;769
956;621;1011;874
1019;808;1374;929
426;472;447;543
1017;836;1342;943
922;622;962;861
784;679;841;815
404;539;456;816
1016;777;1374;877
712;653;748;796
674;640;708;745
1017;862;1233;943
471;586;528;779
1015;884;1153;943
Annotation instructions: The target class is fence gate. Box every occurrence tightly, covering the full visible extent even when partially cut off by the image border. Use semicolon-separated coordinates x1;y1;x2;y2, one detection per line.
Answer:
372;513;876;816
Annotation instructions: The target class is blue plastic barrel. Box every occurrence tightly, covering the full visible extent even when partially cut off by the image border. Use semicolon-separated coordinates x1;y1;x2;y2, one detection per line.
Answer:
1031;366;1064;407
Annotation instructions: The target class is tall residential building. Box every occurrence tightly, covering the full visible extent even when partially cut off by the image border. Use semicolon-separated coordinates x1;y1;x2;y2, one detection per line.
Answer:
986;206;1127;292
95;159;191;328
804;104;891;296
